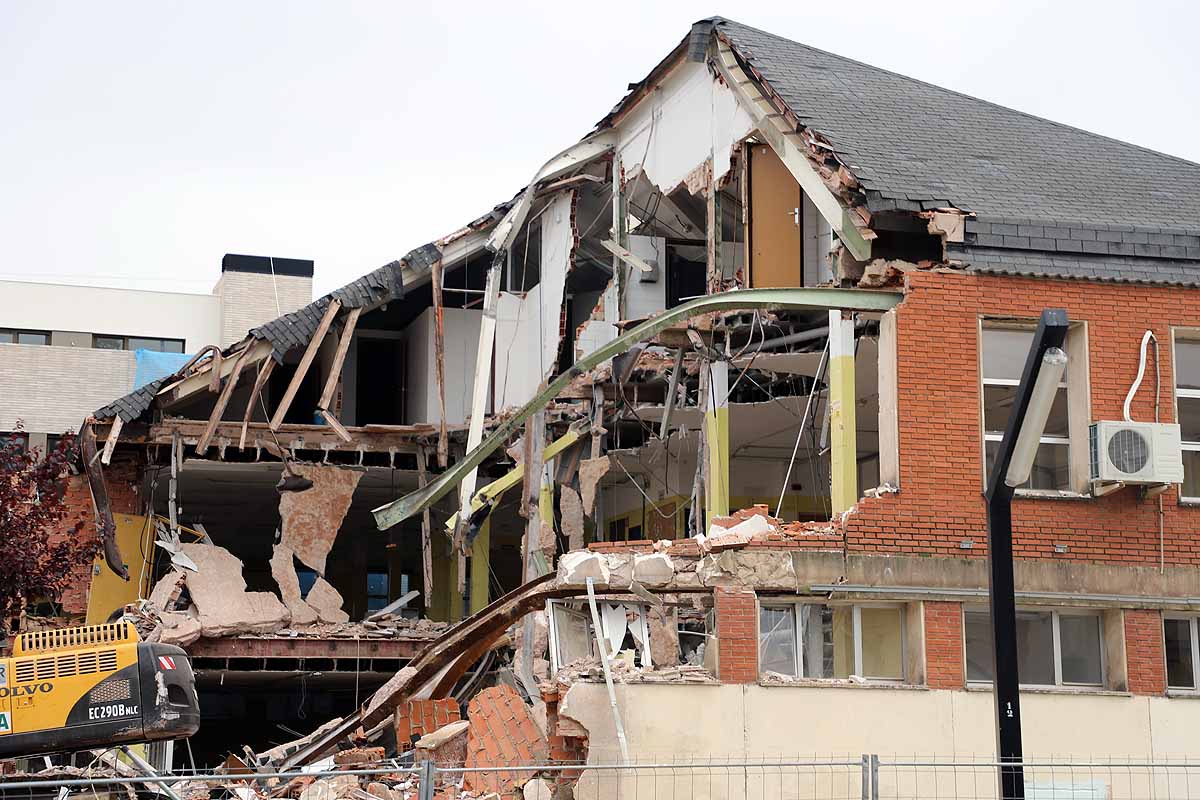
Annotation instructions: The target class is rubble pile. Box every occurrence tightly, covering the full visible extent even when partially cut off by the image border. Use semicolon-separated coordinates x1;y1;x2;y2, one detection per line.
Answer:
554;657;715;686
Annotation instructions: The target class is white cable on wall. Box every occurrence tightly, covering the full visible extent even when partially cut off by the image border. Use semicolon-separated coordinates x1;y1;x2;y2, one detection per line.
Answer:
1124;330;1158;422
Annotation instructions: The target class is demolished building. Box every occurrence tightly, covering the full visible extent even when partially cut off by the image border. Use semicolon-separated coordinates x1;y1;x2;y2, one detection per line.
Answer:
40;14;1200;782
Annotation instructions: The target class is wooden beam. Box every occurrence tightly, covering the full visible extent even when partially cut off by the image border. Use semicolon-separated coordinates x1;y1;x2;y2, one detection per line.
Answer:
431;261;449;468
317;306;361;412
99;415;123;466
239;357;276;450
270;299;342;431
160;339;273;408
197;346;253;455
321;411;353;443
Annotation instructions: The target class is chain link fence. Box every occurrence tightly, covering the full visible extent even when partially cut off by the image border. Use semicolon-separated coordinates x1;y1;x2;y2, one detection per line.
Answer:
3;756;1200;799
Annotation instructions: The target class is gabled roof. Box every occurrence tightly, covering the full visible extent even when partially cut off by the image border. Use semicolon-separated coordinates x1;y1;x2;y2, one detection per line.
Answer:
711;18;1200;232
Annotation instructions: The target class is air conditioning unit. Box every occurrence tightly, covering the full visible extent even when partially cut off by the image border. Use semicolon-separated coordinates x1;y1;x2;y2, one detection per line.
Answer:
1089;421;1184;485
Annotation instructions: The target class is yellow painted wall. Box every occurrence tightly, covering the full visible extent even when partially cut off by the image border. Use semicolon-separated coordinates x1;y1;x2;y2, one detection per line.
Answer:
85;514;153;625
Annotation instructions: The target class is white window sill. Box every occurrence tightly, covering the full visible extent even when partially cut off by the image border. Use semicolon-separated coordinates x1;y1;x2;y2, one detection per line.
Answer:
1167;689;1200;698
1175;498;1200;507
965;683;1127;697
759;676;923;690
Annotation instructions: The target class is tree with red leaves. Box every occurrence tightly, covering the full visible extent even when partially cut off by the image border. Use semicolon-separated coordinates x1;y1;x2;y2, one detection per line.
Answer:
0;426;98;638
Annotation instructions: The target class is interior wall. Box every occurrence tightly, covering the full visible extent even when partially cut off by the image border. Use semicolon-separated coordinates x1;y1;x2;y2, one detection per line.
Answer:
405;306;485;426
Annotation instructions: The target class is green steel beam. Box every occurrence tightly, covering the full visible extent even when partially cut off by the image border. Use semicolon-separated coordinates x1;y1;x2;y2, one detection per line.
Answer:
371;287;902;530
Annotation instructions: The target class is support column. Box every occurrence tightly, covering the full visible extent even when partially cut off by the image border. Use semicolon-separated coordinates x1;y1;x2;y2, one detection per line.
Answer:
468;518;490;614
705;158;723;294
704;360;730;522
828;310;857;514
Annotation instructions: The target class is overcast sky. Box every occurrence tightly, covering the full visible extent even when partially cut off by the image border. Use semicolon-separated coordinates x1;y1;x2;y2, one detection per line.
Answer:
2;1;1197;297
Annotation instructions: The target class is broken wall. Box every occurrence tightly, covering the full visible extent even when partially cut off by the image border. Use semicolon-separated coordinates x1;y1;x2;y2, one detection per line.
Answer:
494;190;576;409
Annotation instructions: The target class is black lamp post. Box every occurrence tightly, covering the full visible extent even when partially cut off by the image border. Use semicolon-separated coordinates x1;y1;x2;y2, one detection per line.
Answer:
985;308;1070;800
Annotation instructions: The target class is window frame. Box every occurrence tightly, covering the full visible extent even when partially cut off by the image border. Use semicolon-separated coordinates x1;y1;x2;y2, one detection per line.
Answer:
978;318;1090;495
963;606;1107;689
93;334;186;353
1163;614;1200;691
1171;329;1200;501
758;600;907;683
546;598;653;674
0;328;51;346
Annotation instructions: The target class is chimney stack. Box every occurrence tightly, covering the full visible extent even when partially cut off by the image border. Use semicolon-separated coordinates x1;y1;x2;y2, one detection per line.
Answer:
214;254;314;347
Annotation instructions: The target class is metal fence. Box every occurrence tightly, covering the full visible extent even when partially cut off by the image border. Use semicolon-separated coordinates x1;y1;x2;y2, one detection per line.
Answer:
4;756;1200;799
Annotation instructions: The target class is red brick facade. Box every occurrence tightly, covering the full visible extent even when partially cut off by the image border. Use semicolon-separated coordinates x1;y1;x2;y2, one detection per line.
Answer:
923;601;966;689
1124;609;1168;696
847;270;1200;565
55;453;143;615
714;586;758;683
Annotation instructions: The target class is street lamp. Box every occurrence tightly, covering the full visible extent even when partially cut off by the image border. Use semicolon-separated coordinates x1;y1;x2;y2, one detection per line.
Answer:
985;308;1069;800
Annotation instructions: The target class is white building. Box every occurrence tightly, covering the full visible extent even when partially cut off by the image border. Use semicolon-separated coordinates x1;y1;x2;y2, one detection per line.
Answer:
0;255;312;449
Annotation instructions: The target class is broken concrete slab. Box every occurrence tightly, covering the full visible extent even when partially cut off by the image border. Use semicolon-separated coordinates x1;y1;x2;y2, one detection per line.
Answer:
306;577;351;624
271;544;319;627
415;719;469;767
647;606;679;668
632;553;674;587
696;550;798;590
179;543;291;636
278;463;363;574
523;778;553;800
556;552;610;587
578;456;610;518
158;608;202;647
561;486;585;551
148;570;187;611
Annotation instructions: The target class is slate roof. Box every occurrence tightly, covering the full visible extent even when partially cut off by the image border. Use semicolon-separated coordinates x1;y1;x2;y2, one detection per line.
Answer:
711;18;1200;232
701;18;1200;286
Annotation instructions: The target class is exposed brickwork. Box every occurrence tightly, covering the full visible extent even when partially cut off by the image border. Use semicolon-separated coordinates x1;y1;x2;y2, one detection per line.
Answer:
55;453;143;615
923;601;965;690
463;685;549;798
540;684;587;791
714;586;758;683
845;270;1200;566
1124;609;1167;696
393;698;461;747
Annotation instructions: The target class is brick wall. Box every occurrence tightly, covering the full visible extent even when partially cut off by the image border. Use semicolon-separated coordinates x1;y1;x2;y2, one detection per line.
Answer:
846;270;1200;566
923;601;965;690
55;454;143;615
214;271;311;348
714;586;758;683
1124;609;1167;696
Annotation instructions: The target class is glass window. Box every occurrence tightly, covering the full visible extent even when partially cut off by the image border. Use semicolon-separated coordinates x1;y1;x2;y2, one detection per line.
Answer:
758;602;904;681
759;606;797;675
1175;339;1200;498
366;571;389;612
981;324;1072;491
1165;617;1198;690
93;335;185;353
0;328;49;345
94;335;123;350
965;608;1104;687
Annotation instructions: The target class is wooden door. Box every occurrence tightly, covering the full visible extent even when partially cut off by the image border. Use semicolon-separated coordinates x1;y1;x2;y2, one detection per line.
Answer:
748;144;803;287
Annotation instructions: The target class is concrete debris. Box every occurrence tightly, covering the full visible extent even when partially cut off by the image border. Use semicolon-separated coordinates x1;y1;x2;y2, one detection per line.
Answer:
577;456;610;517
271;543;319;626
556;551;610;587
560;485;585;551
523;778;554;800
179;542;291;636
632;552;674;586
415;719;469;766
148;569;188;611
646;606;680;668
306;576;351;624
278;464;363;575
555;656;714;686
333;747;386;766
159;608;202;646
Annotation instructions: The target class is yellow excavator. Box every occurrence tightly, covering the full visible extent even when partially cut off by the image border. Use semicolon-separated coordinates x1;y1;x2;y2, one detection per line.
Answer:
0;622;199;758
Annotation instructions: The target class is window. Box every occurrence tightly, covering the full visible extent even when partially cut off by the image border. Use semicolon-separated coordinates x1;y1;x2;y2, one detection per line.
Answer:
94;334;185;353
0;432;29;453
964;607;1104;687
0;328;50;345
366;571;389;612
547;599;653;672
1165;616;1200;690
1174;338;1200;499
758;602;905;681
981;324;1072;491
